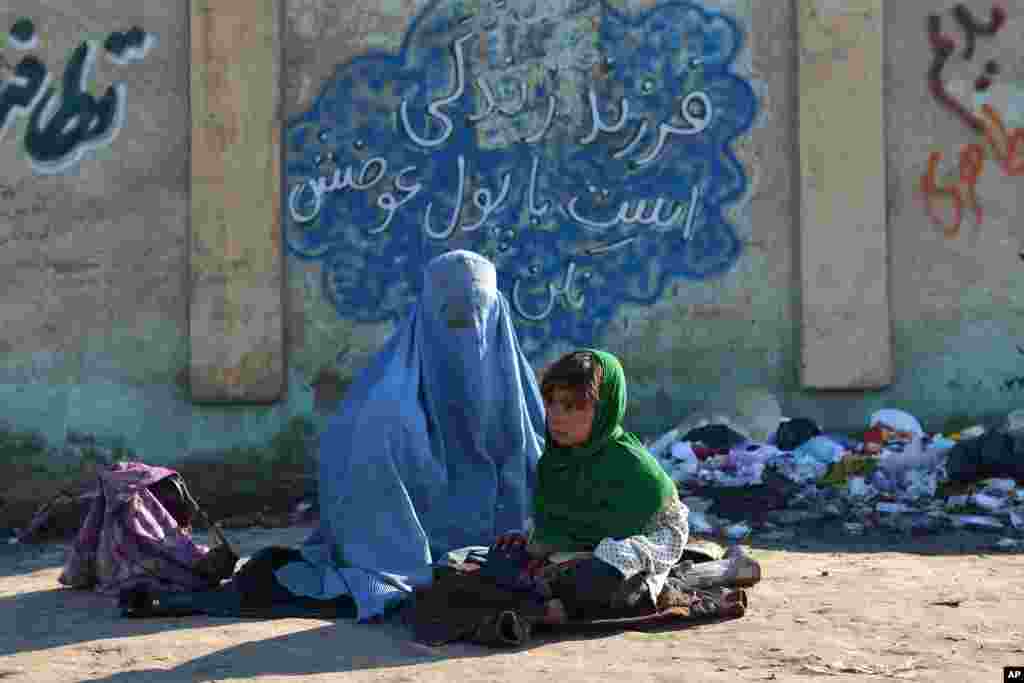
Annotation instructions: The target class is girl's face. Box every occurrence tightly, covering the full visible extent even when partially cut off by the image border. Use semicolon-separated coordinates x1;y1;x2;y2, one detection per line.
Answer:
545;387;595;447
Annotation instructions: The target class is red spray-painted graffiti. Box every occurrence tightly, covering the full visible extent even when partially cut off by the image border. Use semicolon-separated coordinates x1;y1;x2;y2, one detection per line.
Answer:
918;3;1021;237
920;105;1024;237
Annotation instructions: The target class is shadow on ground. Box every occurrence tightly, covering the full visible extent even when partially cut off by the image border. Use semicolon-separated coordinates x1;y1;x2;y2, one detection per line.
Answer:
2;580;734;680
734;523;1023;557
1;587;219;658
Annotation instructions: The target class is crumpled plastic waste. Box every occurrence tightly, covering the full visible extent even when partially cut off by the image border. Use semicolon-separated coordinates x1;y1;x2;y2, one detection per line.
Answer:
877;502;913;514
945;429;1024;483
950;514;1004;529
725;523;751;540
1006;409;1024;434
648;407;1024;540
896;469;939;501
647;428;681;460
666;441;699;481
971;492;1007;512
846;476;872;498
879;436;951;477
820;455;878;487
960;425;986;439
773;436;846;484
682;424;748;450
688;510;715;535
729;388;784;443
980;478;1017;494
945;495;970;509
869;409;924;437
774;417;822;451
723;444;779;486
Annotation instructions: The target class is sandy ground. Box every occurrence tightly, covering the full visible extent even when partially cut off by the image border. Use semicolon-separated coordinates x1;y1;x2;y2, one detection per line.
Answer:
2;525;1021;683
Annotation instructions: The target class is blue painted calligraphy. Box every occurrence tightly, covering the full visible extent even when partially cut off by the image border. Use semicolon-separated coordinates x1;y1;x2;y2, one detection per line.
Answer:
284;0;758;357
0;19;156;174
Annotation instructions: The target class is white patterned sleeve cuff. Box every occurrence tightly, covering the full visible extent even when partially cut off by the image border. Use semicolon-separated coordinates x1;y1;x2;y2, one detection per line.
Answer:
593;495;690;581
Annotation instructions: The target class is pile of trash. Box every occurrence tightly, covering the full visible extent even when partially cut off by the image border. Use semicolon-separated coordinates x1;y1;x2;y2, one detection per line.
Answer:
648;408;1024;547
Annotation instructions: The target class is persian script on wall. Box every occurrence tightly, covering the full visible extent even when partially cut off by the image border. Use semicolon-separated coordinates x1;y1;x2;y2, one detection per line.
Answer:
0;18;155;174
285;0;759;356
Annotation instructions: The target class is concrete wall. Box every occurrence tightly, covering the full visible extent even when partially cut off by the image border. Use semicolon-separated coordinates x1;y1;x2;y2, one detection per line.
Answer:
3;0;1024;491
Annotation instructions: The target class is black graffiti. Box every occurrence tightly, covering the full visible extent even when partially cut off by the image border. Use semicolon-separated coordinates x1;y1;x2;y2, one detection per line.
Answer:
926;4;1007;132
0;24;150;171
0;55;46;128
9;18;35;44
104;26;147;60
1003;376;1024;391
24;43;121;165
952;3;1007;60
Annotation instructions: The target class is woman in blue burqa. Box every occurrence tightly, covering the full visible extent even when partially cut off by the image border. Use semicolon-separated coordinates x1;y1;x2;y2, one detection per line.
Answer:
275;249;546;619
118;250;545;621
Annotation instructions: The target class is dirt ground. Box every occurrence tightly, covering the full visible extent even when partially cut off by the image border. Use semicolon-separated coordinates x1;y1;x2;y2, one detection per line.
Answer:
2;525;1021;683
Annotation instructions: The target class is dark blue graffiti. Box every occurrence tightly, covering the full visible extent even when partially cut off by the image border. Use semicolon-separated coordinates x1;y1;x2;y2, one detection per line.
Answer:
104;26;152;65
8;18;37;50
0;23;154;173
284;0;758;357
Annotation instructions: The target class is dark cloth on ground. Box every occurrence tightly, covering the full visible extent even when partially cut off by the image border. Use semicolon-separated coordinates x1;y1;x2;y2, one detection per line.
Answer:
120;546;356;620
945;430;1024;483
775;418;822;450
545;557;653;621
681;424;748;450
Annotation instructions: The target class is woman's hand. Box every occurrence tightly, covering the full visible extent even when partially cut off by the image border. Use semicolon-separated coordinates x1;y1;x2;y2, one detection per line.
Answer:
495;534;548;576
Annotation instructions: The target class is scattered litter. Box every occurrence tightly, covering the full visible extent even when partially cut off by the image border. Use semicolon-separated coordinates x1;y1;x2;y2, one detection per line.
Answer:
775;418;821;451
847;476;870;498
898;469;939;501
688;510;714;535
647;428;681;459
972;493;1007;512
981;478;1017;494
945;495;970;509
667;442;699;481
682;496;712;513
960;426;986;439
648;409;1024;539
950;514;1004;529
870;409;924;437
681;423;747;450
876;502;913;514
725;523;751;540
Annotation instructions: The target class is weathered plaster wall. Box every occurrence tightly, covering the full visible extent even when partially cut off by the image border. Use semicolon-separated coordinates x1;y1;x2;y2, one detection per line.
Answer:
4;0;1024;503
799;1;1024;431
0;3;314;472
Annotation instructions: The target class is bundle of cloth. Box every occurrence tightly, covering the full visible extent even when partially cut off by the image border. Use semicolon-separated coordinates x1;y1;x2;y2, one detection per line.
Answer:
59;462;228;596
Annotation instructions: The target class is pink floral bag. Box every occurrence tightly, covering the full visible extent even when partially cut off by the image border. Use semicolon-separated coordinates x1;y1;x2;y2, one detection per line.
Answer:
59;462;227;596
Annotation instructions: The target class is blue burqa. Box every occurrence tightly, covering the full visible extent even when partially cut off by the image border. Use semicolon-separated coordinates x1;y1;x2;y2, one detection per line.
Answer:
275;250;546;620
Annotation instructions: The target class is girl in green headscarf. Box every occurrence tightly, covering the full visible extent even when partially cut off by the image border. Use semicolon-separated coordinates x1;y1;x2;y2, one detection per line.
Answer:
496;349;690;623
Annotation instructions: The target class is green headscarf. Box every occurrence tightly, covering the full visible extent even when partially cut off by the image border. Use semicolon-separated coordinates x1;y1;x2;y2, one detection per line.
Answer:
531;349;677;552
